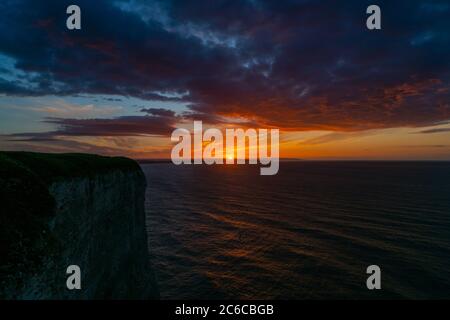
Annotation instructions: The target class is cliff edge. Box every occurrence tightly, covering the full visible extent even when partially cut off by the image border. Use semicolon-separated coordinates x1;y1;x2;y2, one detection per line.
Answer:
0;151;159;299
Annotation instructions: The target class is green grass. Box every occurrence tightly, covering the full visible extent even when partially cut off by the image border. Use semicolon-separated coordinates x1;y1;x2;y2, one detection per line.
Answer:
0;151;141;185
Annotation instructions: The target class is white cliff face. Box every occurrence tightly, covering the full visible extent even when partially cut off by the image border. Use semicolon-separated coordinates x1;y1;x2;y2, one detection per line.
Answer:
6;169;158;299
48;170;158;299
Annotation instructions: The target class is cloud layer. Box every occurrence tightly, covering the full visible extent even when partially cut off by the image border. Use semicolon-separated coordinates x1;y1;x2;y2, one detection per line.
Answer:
1;0;450;138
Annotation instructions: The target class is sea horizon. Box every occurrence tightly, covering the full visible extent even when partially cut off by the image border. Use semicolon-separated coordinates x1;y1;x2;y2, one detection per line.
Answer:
136;158;450;163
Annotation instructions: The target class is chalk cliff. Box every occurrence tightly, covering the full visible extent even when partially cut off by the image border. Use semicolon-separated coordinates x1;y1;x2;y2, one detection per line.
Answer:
0;152;159;299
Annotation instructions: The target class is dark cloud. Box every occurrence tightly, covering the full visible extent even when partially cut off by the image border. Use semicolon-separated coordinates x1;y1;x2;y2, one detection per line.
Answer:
1;0;450;133
10;111;178;139
414;128;450;134
44;115;176;136
103;97;122;102
140;107;176;117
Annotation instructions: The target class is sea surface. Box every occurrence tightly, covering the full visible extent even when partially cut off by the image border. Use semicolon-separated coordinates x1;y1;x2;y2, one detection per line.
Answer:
142;162;450;299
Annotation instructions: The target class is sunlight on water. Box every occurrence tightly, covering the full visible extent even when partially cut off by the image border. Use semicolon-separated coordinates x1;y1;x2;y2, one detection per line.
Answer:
142;162;450;299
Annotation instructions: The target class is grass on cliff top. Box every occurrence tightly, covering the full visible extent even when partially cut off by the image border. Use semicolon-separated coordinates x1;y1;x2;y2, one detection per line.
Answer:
0;151;141;185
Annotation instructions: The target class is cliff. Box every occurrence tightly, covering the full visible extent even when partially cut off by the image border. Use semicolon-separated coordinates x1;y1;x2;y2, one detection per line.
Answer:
0;151;159;299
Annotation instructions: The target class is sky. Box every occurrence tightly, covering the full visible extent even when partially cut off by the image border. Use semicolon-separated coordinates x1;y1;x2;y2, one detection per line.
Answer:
0;0;449;160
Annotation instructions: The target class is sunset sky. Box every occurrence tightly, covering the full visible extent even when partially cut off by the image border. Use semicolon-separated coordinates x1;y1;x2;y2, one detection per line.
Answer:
1;0;449;160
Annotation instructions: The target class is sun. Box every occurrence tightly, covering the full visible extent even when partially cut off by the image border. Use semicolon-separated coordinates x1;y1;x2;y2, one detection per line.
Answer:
225;150;235;161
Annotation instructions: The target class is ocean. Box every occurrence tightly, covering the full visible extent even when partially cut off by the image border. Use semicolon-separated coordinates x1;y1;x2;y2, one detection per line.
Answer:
142;162;450;299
